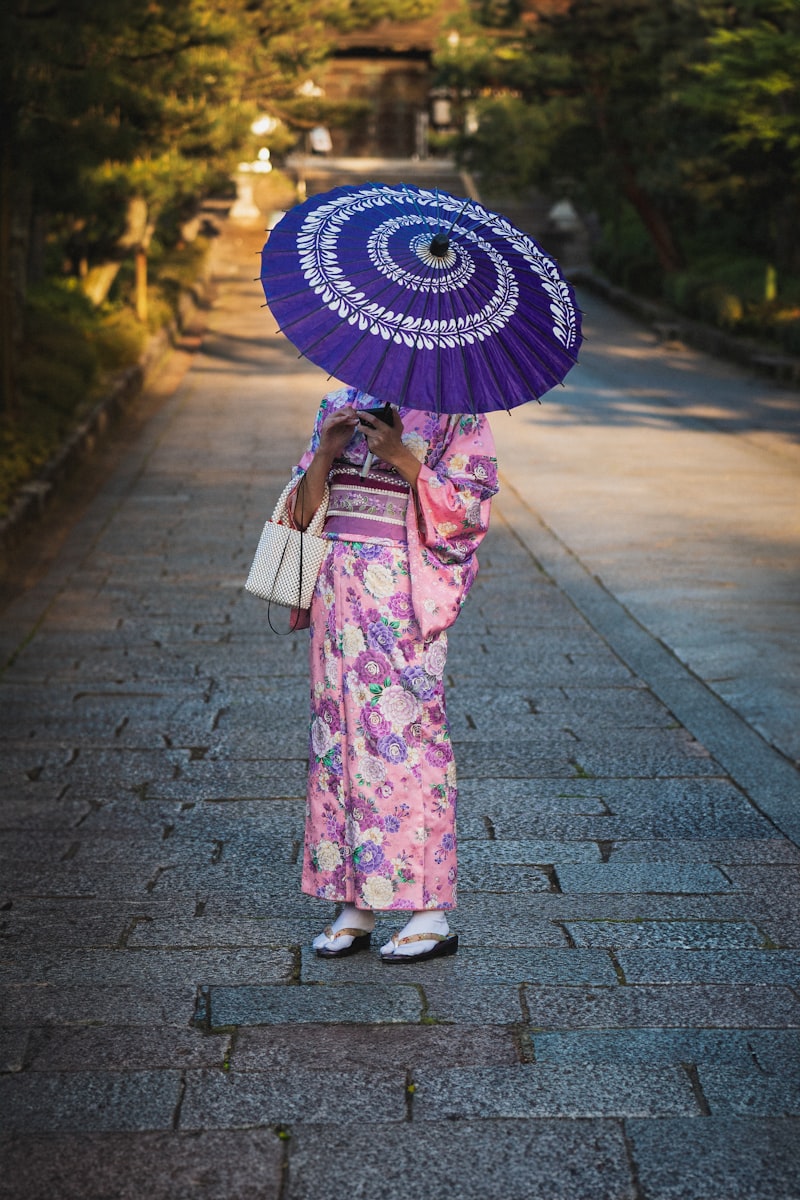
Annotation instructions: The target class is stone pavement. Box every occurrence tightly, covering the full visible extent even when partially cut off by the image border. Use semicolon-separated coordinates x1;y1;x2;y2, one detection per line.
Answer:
1;200;799;1198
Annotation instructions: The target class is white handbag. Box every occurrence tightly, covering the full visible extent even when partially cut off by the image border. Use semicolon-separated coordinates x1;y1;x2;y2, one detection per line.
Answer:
245;478;330;610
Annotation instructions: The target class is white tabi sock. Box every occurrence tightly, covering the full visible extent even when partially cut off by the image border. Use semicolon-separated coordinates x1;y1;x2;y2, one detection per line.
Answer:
380;909;450;958
312;903;375;953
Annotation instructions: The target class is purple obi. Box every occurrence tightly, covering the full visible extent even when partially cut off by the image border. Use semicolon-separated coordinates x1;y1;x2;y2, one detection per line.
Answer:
324;463;411;543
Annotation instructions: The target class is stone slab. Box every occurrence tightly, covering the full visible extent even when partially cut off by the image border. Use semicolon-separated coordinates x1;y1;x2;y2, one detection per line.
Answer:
179;1066;405;1127
0;1070;181;1132
617;949;800;985
626;1116;800;1200
459;839;602;865
421;982;526;1024
127;917;314;948
0;1130;284;1200
1;984;195;1028
565;920;769;949
698;1063;800;1116
285;1118;635;1200
412;1063;699;1119
24;1026;229;1072
522;985;800;1029
609;839;800;864
208;983;422;1027
556;864;733;894
232;1022;520;1071
458;862;555;892
2;947;294;986
531;1028;781;1067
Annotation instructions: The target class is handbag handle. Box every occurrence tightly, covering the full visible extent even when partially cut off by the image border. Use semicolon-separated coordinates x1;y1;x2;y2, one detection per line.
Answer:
272;476;329;537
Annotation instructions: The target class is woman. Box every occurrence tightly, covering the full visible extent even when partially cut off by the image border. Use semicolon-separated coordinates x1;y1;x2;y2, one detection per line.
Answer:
289;386;498;961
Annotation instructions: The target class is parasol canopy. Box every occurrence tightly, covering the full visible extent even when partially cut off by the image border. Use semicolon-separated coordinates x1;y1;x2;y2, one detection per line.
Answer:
260;181;582;415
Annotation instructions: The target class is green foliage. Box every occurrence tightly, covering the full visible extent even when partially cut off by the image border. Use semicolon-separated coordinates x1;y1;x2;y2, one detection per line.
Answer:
0;236;209;515
454;95;556;195
437;0;800;347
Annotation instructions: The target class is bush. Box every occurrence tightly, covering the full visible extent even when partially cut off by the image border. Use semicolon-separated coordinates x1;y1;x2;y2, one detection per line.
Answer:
593;204;662;298
2;237;210;518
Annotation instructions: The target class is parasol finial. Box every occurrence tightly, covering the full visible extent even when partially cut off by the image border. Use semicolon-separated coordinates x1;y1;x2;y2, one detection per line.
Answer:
429;233;451;258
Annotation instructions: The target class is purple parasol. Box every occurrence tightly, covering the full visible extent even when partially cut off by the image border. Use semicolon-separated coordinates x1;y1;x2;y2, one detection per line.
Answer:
260;181;582;414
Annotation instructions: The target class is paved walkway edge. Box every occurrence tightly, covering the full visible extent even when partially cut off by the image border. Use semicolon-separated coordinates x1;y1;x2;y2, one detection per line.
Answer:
496;475;800;848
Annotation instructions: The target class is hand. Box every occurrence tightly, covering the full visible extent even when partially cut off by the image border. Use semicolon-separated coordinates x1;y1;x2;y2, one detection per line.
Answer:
358;408;421;487
317;406;361;461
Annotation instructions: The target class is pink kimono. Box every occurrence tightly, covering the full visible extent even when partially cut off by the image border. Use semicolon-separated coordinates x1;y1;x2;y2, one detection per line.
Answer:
291;388;498;911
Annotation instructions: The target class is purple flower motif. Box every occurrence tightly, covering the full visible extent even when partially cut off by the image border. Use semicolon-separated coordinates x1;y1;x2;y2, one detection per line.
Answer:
359;543;384;561
401;665;437;701
361;704;390;741
317;698;340;733
425;742;453;769
388;592;414;621
367;620;396;654
377;732;408;764
384;813;401;833
441;832;455;851
355;840;384;873
467;454;498;496
328;745;343;777
354;649;390;687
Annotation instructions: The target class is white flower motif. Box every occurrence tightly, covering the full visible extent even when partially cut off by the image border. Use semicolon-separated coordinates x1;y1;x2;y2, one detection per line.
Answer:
361;875;395;908
364;562;394;598
424;641;447;678
414;826;430;844
379;685;420;729
359;755;387;784
401;432;427;462
349;680;371;707
311;718;335;758
316;839;342;871
341;623;366;658
448;453;468;473
358;825;385;846
435;521;459;538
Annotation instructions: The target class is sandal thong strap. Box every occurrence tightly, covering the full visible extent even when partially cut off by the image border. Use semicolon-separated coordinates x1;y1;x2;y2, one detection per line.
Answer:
390;931;449;947
324;925;370;941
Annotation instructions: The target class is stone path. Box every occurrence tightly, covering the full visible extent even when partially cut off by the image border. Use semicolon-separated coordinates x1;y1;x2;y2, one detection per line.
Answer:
1;200;799;1199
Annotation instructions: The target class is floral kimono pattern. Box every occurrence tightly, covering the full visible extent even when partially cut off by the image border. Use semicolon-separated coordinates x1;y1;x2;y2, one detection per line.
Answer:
292;388;498;911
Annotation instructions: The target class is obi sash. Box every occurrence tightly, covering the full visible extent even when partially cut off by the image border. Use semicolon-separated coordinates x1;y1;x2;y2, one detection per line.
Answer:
324;463;410;543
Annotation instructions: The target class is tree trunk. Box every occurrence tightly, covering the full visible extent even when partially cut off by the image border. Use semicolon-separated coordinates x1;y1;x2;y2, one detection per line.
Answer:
0;135;15;415
81;195;151;308
135;248;148;323
0;149;31;417
617;159;683;275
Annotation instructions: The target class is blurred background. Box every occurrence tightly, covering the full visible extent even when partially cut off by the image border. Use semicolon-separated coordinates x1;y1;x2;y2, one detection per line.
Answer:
1;0;798;522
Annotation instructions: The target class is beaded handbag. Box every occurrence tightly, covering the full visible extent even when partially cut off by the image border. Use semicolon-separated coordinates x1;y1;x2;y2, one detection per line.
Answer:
245;478;330;611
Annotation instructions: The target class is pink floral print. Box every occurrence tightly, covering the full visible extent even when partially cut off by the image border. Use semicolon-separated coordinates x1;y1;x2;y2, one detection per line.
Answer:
294;389;497;911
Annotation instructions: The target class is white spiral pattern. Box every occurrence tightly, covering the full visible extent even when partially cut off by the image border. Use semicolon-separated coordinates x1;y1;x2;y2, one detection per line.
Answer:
295;187;578;353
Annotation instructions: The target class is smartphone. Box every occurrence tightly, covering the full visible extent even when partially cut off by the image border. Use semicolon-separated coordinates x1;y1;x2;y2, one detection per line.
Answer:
358;402;394;428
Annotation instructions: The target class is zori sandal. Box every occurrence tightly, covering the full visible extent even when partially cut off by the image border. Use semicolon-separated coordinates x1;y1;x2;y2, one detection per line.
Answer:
315;926;372;959
380;931;459;963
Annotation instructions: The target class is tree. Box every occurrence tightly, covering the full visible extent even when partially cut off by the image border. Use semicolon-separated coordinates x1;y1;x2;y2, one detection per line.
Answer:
680;0;800;271
0;0;436;413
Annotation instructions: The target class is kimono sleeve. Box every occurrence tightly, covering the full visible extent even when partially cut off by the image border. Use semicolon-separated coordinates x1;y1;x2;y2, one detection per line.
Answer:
414;413;499;563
